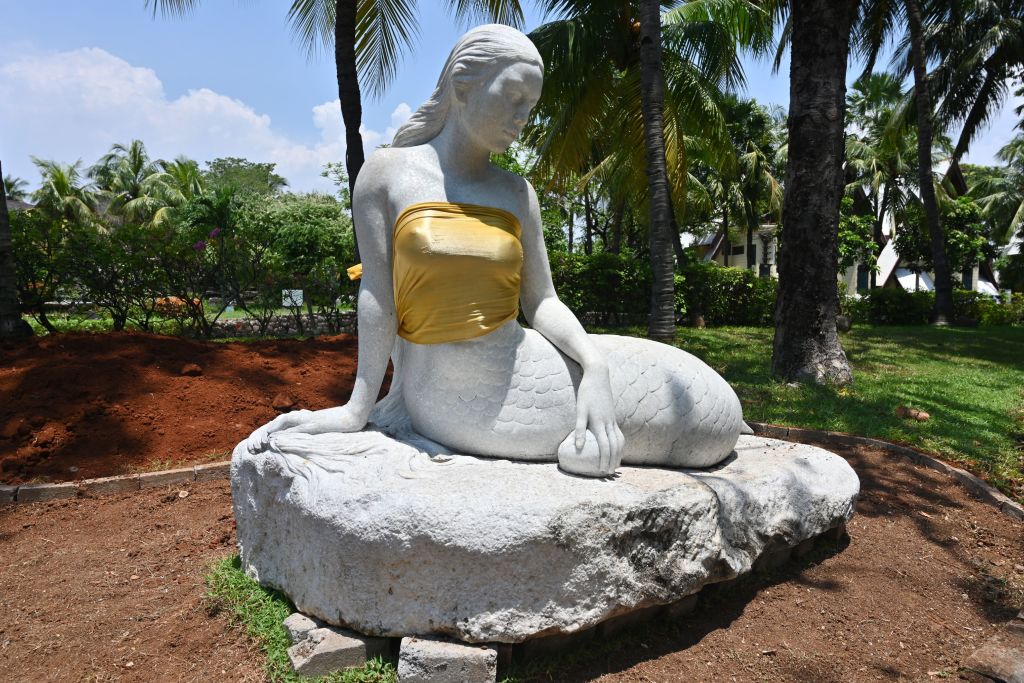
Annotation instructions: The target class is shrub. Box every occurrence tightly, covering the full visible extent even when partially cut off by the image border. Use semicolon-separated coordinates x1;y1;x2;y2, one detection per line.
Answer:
679;261;777;326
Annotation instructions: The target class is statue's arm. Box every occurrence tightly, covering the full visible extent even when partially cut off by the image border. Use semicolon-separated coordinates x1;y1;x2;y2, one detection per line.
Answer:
517;182;624;466
333;152;399;426
245;154;397;450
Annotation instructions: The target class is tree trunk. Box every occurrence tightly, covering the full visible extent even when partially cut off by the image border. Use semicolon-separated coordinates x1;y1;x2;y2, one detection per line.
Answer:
0;161;33;339
610;200;624;253
771;0;855;385
870;183;890;288
336;0;364;261
905;0;953;324
638;0;676;340
583;189;594;255
746;223;755;270
566;207;575;253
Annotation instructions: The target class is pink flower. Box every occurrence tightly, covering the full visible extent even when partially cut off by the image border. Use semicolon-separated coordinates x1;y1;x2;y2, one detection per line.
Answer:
193;240;206;251
208;227;221;238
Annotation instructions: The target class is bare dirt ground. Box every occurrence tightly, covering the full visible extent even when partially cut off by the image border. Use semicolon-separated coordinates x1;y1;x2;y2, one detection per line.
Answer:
1;439;1021;682
1;333;1021;681
0;333;368;484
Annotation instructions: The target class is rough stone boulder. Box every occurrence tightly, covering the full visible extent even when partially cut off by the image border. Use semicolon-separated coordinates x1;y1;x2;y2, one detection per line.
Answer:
232;433;859;643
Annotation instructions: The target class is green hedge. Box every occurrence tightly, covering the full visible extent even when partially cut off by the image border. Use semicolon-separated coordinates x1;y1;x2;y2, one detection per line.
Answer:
549;253;776;327
844;288;1024;326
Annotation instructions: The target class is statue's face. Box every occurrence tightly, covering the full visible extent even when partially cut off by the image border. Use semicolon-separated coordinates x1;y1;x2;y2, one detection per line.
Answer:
459;60;543;153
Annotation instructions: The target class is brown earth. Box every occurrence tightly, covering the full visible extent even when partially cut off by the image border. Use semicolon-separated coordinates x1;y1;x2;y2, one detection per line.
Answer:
0;332;374;484
0;333;1022;681
1;440;1021;682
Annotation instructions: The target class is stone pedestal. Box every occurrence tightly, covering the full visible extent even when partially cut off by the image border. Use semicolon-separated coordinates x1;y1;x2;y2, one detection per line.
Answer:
232;433;859;644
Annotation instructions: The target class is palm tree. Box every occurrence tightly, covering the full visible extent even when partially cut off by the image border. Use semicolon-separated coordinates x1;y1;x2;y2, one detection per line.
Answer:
924;0;1024;187
769;0;857;385
30;158;95;227
0;162;33;338
903;0;954;323
3;174;29;202
148;0;526;260
526;0;772;335
845;72;916;284
142;156;207;227
976;133;1024;244
89;140;165;224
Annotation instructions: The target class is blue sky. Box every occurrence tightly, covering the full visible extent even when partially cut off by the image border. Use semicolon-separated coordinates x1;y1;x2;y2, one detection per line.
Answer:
1;0;1020;193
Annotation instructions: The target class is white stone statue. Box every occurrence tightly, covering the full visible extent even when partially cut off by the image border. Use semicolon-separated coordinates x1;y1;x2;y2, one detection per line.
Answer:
246;23;749;477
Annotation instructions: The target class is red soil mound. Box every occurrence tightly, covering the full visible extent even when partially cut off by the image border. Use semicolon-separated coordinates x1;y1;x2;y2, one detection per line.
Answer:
0;332;381;484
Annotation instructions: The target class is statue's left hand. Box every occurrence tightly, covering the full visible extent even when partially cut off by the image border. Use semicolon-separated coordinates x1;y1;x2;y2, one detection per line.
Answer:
572;366;624;473
245;405;367;453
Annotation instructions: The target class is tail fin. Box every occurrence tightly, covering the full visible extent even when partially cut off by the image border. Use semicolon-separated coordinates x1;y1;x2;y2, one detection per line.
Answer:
740;422;754;435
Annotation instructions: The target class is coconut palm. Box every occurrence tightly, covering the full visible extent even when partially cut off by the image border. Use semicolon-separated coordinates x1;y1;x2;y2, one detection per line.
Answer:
845;72;917;277
0;161;33;338
768;0;857;385
526;0;773;337
30;158;95;227
975;133;1024;244
140;156;207;227
89;140;165;224
148;0;526;260
3;174;29;202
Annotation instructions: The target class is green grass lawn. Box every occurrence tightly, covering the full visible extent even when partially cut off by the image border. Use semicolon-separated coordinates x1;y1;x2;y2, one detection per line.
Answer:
660;325;1024;501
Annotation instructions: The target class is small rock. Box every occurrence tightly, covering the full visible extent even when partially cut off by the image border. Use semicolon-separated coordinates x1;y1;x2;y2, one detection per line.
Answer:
33;424;61;448
398;636;497;683
895;405;930;422
272;393;297;412
180;363;203;377
177;490;189;499
287;627;389;677
835;315;851;333
1014;564;1024;574
283;613;320;644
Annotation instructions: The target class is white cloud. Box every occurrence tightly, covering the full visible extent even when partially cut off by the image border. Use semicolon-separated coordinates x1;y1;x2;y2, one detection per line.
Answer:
0;47;412;192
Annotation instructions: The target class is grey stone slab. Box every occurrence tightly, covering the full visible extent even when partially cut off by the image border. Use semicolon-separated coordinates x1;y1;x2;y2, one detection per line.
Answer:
139;467;195;488
0;484;17;503
17;482;77;502
963;622;1024;683
398;636;497;683
79;475;140;496
284;613;321;645
287;627;389;677
194;461;231;482
233;435;859;643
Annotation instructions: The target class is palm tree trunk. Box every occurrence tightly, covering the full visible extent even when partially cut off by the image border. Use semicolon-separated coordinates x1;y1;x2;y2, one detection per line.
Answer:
638;0;676;340
610;200;624;254
871;183;890;288
0;161;32;339
335;0;364;261
905;0;953;324
583;189;594;255
770;0;855;385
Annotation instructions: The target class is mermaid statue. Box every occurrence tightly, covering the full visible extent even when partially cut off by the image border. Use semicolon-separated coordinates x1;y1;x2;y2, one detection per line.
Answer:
247;24;748;478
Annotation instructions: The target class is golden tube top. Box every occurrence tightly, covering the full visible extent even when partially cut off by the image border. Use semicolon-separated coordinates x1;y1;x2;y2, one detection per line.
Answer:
391;201;523;344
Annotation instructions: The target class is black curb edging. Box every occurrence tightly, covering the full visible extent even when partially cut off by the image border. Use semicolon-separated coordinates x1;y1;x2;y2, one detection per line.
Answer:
748;421;1024;523
3;427;1022;523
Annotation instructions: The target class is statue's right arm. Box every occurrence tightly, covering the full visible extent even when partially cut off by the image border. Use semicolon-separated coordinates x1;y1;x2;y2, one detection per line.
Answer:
246;153;397;451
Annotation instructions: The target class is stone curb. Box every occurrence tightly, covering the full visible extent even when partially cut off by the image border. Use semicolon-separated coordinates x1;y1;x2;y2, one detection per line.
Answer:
3;427;1021;521
2;461;233;505
748;422;1024;523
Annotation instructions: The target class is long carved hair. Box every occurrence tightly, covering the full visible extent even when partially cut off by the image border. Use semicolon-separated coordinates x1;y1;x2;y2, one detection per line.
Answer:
390;24;543;148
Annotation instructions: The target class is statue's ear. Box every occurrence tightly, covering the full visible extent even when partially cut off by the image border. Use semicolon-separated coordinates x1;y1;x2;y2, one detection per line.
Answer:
452;78;472;105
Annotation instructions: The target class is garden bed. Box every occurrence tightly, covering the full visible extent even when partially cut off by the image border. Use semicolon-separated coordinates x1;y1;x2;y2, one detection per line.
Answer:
0;439;1021;681
0;332;371;484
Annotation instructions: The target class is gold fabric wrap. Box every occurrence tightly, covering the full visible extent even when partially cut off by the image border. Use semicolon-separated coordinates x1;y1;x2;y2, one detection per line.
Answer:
391;201;523;344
